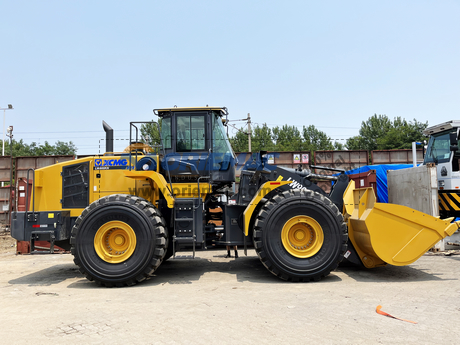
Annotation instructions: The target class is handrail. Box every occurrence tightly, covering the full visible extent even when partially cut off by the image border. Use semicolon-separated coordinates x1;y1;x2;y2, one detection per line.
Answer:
25;169;36;222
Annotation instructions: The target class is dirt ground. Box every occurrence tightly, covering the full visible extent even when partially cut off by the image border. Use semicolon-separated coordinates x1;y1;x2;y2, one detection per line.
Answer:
0;231;459;345
0;231;16;255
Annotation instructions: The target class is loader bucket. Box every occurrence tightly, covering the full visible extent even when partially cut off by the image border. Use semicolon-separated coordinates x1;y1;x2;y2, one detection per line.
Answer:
343;181;459;268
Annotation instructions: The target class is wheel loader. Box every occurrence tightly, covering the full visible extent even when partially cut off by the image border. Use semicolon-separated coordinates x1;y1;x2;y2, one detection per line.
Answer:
11;107;459;286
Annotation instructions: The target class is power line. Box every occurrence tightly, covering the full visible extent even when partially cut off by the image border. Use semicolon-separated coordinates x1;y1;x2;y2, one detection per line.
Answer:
15;129;129;134
254;123;359;130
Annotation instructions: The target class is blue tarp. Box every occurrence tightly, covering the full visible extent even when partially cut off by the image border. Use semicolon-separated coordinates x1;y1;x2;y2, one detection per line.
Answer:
339;164;413;203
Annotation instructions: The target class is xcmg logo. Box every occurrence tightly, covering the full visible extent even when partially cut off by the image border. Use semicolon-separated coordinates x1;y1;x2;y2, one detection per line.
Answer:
95;159;128;167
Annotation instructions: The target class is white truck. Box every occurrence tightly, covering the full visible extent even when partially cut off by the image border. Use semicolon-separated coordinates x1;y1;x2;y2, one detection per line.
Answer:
423;120;460;220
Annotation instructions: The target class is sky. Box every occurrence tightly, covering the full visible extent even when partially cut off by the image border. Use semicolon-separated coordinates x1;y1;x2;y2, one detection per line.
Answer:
1;0;459;155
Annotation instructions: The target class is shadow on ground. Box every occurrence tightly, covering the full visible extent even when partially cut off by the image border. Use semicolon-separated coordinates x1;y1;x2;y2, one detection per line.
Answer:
8;263;81;286
66;254;343;289
338;263;449;282
7;251;451;289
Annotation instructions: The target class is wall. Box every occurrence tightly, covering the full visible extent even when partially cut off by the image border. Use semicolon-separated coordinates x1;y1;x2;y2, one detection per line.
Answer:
388;164;438;216
387;164;447;250
372;149;423;165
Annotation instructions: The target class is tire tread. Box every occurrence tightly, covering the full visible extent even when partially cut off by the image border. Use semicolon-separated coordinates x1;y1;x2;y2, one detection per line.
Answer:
70;194;167;287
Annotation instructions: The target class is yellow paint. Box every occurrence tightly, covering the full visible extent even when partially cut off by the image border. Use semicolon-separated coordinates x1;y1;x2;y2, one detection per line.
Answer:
444;195;460;210
281;215;324;258
29;155;164;217
451;193;460;204
343;180;459;268
439;197;450;211
438;192;460;211
31;157;96;217
123;143;154;153
48;213;54;219
35;170;44;187
124;170;175;207
94;221;137;263
243;181;292;236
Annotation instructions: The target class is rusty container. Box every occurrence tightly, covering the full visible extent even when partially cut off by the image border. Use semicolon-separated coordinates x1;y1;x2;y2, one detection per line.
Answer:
16;178;33;212
348;169;378;198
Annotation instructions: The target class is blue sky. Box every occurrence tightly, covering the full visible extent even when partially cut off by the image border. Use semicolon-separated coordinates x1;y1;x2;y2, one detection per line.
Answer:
1;0;459;155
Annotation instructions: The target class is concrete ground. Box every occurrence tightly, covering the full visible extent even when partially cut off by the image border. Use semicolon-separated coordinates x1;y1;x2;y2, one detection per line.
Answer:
0;246;459;345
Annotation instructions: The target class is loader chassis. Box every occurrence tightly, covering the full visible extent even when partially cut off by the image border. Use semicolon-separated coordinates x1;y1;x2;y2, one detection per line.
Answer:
11;107;459;286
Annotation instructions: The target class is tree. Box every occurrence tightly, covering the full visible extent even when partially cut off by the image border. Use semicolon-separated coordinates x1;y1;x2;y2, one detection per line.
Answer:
345;136;366;150
54;141;77;155
272;125;303;151
377;117;427;149
302;125;334;151
333;141;345;150
351;114;392;151
346;114;427;151
229;123;340;153
251;123;275;152
229;127;249;152
1;139;77;157
140;119;162;148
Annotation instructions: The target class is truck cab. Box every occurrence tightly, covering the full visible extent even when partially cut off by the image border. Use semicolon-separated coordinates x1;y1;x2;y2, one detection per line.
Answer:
423;120;460;217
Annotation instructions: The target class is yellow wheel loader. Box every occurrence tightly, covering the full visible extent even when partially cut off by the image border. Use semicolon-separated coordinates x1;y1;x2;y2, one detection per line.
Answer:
11;107;459;286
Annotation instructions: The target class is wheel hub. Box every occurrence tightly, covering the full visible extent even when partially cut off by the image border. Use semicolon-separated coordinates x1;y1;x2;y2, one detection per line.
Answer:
281;216;324;258
94;221;137;263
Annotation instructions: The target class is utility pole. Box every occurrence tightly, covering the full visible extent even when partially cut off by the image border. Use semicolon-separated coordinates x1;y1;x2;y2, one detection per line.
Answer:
1;104;14;156
247;113;252;153
226;113;252;153
0;104;13;188
6;126;13;227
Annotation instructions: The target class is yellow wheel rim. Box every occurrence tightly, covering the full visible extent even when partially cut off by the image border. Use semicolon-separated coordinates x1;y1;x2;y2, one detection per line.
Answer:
94;221;137;263
281;216;324;258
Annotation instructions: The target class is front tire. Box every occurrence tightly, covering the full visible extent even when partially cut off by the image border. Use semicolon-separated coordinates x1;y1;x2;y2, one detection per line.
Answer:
70;194;167;287
253;189;347;281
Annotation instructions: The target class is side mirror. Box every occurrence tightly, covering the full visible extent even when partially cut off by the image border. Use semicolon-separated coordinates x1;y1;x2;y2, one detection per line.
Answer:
450;132;458;152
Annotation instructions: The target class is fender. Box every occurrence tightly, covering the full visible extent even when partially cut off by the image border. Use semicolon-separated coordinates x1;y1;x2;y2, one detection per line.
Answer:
243;180;292;236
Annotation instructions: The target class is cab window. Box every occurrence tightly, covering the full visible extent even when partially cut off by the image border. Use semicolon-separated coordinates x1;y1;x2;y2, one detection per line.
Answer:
176;114;206;151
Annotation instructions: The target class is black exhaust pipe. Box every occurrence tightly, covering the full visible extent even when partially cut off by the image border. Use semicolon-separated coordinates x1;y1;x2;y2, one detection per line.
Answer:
102;121;113;154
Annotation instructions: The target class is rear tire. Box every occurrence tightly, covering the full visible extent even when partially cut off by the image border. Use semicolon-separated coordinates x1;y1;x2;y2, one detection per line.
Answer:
70;194;167;287
253;189;347;281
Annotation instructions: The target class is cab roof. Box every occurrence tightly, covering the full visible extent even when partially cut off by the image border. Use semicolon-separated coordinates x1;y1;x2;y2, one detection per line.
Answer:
423;120;460;136
154;106;228;116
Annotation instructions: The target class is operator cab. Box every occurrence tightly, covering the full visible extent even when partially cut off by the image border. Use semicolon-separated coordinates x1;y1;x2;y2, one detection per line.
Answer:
154;107;236;186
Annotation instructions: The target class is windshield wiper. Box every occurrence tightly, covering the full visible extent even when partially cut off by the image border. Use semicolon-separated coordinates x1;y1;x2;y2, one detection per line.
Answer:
430;147;438;164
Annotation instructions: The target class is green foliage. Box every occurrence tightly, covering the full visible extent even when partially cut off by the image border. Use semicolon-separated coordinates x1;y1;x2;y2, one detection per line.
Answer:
377;117;428;149
229;126;249;152
230;123;334;153
345;136;366;150
1;139;76;157
333;141;345;150
251;123;275;152
302;125;334;151
140;119;162;148
346;114;428;151
272;125;303;151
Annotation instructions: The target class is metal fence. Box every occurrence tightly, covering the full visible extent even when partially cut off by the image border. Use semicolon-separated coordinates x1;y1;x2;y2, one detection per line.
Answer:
0;155;74;227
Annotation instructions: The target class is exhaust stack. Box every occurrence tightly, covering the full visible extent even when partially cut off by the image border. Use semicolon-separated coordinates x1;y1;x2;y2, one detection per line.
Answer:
102;121;113;154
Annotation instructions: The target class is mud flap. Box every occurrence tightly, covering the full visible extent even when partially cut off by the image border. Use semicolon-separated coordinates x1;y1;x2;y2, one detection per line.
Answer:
343;181;459;268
